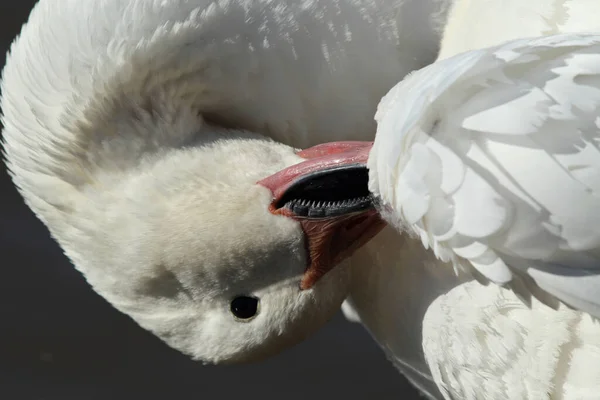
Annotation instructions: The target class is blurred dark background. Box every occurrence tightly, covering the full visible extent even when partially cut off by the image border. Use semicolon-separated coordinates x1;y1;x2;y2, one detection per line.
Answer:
0;2;419;399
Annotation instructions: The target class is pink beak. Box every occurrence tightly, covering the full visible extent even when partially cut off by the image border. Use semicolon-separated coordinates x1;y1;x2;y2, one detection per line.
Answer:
257;141;384;289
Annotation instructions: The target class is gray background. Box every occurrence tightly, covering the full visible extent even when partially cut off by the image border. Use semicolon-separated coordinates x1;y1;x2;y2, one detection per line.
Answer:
0;2;420;399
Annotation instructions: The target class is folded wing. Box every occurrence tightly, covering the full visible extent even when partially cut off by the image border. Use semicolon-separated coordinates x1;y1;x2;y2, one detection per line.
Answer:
369;34;600;318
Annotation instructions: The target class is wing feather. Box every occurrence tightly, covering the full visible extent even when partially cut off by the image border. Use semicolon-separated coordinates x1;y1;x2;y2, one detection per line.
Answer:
370;34;600;318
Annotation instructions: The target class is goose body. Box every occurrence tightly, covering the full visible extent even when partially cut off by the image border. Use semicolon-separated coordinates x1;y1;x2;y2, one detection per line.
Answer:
367;33;600;399
439;0;600;60
343;2;600;398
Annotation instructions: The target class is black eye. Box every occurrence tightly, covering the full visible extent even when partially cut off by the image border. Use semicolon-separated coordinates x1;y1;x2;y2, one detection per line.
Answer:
230;296;260;321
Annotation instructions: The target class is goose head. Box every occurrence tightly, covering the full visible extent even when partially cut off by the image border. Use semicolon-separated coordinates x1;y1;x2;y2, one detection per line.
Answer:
58;131;382;364
0;0;450;368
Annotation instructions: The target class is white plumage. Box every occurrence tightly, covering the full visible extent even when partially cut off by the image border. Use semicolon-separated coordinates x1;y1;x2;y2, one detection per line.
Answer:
438;0;600;60
368;33;600;399
1;0;455;387
12;1;600;399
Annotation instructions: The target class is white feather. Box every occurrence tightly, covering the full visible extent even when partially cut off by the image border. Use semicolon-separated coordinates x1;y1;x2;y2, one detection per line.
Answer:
371;33;600;315
368;33;600;399
2;0;444;265
438;0;600;60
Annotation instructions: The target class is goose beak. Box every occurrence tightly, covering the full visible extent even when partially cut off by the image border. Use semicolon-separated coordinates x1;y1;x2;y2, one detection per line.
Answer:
257;141;385;290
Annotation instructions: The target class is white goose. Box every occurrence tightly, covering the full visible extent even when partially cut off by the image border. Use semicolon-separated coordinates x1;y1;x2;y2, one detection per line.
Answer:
1;0;454;378
366;34;600;399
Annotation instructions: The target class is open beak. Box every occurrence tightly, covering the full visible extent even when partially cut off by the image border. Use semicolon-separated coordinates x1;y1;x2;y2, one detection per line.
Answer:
257;141;385;290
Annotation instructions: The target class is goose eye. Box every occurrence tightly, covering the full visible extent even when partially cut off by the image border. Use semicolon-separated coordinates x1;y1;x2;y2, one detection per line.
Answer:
230;296;260;321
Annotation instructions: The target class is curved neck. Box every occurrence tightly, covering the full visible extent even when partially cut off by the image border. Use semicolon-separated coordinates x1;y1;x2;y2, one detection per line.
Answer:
346;227;472;396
